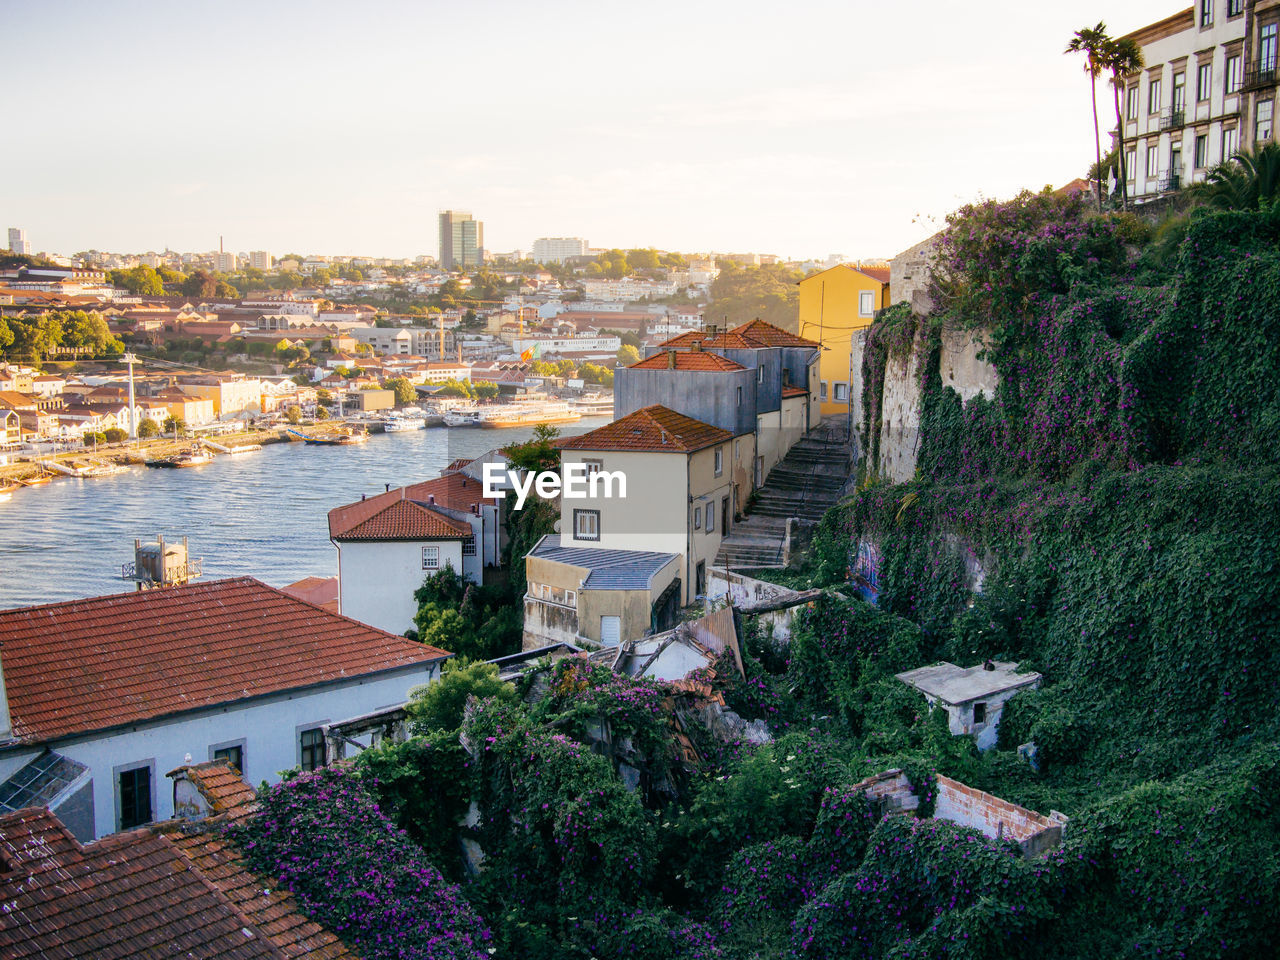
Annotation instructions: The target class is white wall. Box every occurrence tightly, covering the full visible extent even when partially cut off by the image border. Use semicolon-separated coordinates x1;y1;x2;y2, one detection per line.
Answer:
338;538;466;635
56;663;438;839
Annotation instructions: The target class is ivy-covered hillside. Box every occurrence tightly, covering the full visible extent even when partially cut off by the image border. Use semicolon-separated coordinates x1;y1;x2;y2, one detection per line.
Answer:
223;191;1280;959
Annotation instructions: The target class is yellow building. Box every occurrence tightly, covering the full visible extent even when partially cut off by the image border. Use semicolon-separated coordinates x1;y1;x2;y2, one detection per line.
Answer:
796;264;889;417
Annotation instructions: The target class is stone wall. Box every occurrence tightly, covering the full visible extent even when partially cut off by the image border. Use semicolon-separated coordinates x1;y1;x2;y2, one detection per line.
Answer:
889;233;939;316
877;325;926;483
938;325;998;404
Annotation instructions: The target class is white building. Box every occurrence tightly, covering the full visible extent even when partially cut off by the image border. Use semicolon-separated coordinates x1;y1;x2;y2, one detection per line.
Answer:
895;660;1042;751
510;334;621;359
532;237;589;263
214;251;238;273
0;577;450;840
328;465;505;635
581;277;678;301
1122;3;1271;202
249;250;273;270
7;228;30;256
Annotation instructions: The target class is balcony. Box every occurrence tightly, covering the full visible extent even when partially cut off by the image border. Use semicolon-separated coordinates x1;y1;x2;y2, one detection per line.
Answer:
1243;60;1278;91
1159;171;1182;193
1158;108;1186;131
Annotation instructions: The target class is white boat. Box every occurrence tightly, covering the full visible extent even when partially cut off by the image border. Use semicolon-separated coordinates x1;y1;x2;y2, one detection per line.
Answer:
443;407;482;427
224;443;263;455
384;417;425;432
570;395;614;416
0;486;14;503
477;401;582;429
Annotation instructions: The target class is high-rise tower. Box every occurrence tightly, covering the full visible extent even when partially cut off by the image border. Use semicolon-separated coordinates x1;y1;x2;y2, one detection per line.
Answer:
438;211;484;270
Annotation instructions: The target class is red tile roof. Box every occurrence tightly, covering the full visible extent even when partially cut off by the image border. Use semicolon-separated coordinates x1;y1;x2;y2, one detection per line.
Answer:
281;575;340;613
168;758;260;822
729;319;820;348
0;577;449;743
0;808;285;959
629;350;746;372
781;384;809;399
841;263;890;284
332;497;472;541
328;471;497;540
557;405;732;453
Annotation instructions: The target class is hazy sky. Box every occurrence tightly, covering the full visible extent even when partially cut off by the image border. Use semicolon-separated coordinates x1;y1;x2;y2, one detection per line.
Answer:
2;0;1177;262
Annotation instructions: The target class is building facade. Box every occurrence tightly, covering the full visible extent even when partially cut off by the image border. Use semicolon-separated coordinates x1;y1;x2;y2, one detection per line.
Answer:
794;264;890;417
7;228;30;255
532;237;588;263
439;210;484;270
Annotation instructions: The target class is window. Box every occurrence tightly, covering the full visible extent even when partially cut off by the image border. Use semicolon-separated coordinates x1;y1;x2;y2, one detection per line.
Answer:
573;508;600;541
714;446;723;476
1126;85;1139;120
1197;62;1212;101
693;506;701;530
973;702;988;724
757;366;764;383
1228;0;1243;16
819;381;828;401
583;458;603;477
1258;100;1274;144
1172;71;1186;112
858;291;875;316
833;382;849;402
300;728;325;772
706;503;715;532
1195;134;1209;169
1223;125;1239;161
421;545;439;570
1225;54;1241;94
118;765;152;830
1146;144;1160;177
1126;148;1137;181
1264;24;1279;73
735;386;743;407
1201;0;1212;27
1148;77;1162;114
462;535;476;556
213;744;243;774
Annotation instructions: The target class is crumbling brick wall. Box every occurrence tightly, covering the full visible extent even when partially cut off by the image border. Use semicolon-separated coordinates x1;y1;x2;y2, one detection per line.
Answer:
934;774;1065;856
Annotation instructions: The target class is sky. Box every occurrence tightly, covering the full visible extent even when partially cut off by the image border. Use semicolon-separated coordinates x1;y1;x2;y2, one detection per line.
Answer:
2;0;1179;263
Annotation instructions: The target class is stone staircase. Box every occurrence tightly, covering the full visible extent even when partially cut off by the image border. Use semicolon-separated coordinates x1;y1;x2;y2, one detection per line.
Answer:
716;421;854;569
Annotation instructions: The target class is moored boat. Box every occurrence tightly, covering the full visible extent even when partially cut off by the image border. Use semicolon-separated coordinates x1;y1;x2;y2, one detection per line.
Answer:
478;402;582;429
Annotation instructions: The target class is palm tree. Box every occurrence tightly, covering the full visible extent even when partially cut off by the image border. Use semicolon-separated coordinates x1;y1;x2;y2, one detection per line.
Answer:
1198;142;1280;210
1104;36;1144;210
1066;22;1112;212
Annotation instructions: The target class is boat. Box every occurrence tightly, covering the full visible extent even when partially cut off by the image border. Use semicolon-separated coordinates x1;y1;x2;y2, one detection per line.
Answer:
570;395;615;417
223;443;263;455
443;407;482;428
478;402;582;429
0;484;15;503
146;448;214;468
18;471;53;486
383;417;425;433
287;428;370;446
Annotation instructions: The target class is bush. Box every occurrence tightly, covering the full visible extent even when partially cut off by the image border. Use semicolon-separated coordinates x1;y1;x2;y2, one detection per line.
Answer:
102;427;127;443
406;658;515;734
136;418;159;438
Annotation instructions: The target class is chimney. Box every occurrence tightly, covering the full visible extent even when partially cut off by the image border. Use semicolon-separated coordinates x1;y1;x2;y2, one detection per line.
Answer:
667;350;676;369
428;494;436;505
385;482;392;492
0;647;11;741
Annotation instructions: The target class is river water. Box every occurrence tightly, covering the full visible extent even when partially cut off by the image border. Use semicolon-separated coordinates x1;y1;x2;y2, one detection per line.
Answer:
0;419;609;610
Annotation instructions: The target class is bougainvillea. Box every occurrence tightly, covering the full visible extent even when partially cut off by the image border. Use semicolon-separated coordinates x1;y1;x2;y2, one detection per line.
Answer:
232;766;492;960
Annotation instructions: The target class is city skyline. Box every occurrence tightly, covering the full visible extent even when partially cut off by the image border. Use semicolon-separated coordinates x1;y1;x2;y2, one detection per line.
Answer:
3;0;1176;261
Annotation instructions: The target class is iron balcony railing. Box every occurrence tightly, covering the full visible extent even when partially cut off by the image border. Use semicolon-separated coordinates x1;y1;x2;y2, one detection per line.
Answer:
1159;171;1182;193
1158;108;1186;131
1244;60;1277;91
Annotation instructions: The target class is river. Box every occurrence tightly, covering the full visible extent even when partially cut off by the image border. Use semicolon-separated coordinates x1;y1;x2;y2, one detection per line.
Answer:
0;419;610;610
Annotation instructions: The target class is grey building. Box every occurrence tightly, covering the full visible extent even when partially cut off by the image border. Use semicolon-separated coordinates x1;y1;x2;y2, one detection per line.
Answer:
438;211;484;270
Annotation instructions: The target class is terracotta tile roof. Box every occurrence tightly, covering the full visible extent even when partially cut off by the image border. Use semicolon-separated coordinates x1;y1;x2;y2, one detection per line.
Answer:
0;807;285;959
629;350;746;372
328;471;497;540
0;577;450;743
781;384;809;399
729;319;820;348
557;405;732;453
841;263;890;283
164;826;358;959
281;575;340;613
169;759;260;822
332;496;472;541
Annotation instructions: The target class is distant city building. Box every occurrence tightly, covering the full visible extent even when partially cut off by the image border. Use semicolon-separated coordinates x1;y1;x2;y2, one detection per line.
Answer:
438;211;484;270
249;250;273;270
214;251;237;273
532;237;588;264
7;228;30;256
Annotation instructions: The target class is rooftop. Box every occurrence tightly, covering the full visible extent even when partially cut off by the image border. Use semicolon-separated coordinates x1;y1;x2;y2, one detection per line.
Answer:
330;495;472;541
556;404;732;454
529;534;679;590
0;577;450;743
327;470;497;540
895;660;1042;706
629;350;746;372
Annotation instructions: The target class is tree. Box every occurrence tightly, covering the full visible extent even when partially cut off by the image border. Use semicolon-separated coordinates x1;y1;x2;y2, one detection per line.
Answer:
384;376;417;406
57;310;122;356
1066;22;1111;212
505;423;561;474
163;416;185;438
181;269;218;298
0;318;12;353
704;261;805;329
109;265;165;296
616;344;640;366
473;380;499;400
1197;141;1280;209
136;418;160;439
1104;35;1144;210
316;406;330;420
434;379;473;398
405;658;516;734
103;427;127;443
284;405;302;424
